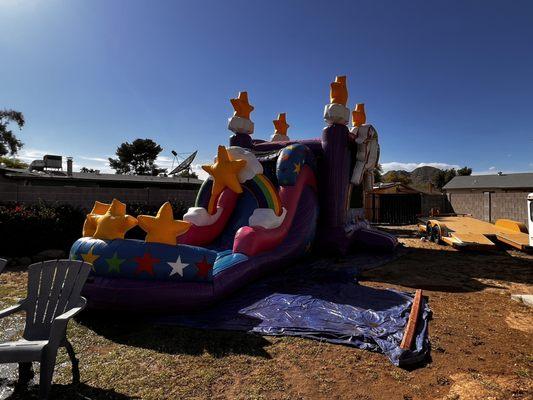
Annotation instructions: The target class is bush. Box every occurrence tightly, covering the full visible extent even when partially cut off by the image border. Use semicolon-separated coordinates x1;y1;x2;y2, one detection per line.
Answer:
0;200;188;257
0;202;86;257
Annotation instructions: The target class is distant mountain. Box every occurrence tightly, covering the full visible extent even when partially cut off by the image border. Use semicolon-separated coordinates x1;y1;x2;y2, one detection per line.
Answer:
410;166;442;187
382;166;443;191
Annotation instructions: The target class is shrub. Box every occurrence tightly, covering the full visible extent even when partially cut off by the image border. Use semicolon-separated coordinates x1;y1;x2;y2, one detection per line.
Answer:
0;200;188;256
0;202;86;257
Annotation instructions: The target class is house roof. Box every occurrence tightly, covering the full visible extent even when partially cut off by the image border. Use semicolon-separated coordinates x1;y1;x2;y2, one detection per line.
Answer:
372;182;422;194
0;166;203;186
443;173;533;191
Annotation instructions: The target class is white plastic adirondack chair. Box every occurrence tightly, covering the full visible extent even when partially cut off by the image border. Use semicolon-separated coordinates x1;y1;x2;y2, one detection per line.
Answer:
0;260;91;399
0;258;6;274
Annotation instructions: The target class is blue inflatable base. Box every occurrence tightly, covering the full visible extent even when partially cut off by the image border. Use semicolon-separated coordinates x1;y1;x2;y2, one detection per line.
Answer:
157;255;431;367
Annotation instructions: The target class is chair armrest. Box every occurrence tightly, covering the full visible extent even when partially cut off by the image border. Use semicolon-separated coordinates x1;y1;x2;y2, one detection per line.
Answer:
48;298;87;347
56;298;87;322
0;300;25;319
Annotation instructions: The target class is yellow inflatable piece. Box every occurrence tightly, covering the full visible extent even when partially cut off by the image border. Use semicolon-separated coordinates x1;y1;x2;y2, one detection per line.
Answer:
330;75;348;106
83;201;113;237
230;91;254;119
137;202;191;246
352;103;366;127
92;199;138;240
273;113;289;136
202;145;247;197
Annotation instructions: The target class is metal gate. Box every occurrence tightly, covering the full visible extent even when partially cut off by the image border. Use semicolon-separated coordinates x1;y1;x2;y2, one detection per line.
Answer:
376;194;421;225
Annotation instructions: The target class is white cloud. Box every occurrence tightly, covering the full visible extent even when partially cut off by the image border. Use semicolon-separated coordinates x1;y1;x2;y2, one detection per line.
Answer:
381;162;461;172
79;156;109;163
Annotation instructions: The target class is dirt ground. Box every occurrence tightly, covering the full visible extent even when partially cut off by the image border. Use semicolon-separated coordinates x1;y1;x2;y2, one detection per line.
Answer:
0;225;532;399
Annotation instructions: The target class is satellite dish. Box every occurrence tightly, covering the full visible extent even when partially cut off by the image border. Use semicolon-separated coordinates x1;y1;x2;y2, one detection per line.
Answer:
170;151;197;175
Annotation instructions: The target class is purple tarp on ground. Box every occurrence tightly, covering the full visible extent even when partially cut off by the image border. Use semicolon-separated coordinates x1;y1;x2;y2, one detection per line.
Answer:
157;254;431;368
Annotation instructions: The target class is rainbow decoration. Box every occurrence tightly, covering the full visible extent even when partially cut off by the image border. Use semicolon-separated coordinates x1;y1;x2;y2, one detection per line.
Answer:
243;174;282;216
194;174;282;218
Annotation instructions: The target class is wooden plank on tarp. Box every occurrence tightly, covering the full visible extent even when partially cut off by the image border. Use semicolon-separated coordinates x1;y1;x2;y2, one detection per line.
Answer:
400;289;423;350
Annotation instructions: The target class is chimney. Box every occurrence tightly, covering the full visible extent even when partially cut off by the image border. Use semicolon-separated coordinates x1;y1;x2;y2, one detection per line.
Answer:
67;157;73;176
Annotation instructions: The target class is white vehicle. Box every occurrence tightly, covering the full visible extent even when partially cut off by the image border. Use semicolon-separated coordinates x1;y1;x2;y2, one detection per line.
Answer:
527;193;533;247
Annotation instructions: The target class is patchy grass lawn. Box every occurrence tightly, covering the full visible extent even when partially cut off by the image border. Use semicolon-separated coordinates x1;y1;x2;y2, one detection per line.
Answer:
1;225;532;399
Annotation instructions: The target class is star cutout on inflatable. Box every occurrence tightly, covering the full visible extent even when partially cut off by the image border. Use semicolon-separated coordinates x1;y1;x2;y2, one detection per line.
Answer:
81;246;99;268
330;75;348;106
137;202;191;245
105;252;125;273
230;91;254;119
91;199;138;241
273;113;289;135
195;256;212;279
202;146;247;197
168;255;189;277
135;252;159;276
293;162;301;174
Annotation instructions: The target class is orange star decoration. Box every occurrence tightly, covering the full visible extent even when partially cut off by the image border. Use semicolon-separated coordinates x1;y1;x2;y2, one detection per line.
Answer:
91;199;138;240
137;202;191;246
83;201;117;237
273;113;290;136
330;75;348;106
230;91;254;119
202;145;247;198
352;103;366;127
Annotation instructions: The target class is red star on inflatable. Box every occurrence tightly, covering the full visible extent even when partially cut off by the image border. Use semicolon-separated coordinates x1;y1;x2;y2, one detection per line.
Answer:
135;253;160;276
196;257;212;279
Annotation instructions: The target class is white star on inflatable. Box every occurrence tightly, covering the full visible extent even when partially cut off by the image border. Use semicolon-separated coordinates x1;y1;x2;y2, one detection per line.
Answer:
168;256;189;277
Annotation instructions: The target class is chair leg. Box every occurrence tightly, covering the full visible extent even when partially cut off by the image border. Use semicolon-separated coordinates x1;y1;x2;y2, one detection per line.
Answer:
18;362;34;384
64;339;80;384
39;350;57;400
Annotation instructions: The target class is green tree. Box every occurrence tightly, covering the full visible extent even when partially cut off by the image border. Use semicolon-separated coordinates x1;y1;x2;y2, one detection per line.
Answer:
433;168;458;189
457;166;472;176
178;169;198;179
382;171;411;185
80;167;97;173
0;109;25;156
109;138;166;175
373;163;383;183
0;156;28;169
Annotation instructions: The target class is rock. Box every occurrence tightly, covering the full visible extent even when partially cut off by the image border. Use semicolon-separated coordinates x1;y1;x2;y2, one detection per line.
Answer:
511;294;533;308
33;249;66;262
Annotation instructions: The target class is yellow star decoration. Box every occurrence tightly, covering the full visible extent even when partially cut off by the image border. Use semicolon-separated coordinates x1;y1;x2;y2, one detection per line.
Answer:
81;246;100;269
91;199;138;240
273;113;290;136
293;162;301;174
352;103;366;127
137;202;191;246
83;201;115;237
330;75;348;106
230;91;254;119
202;145;247;198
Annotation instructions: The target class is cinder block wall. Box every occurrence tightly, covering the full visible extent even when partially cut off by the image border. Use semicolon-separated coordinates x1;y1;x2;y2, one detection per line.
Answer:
421;194;452;215
448;191;529;225
490;192;529;225
0;177;198;210
447;192;484;220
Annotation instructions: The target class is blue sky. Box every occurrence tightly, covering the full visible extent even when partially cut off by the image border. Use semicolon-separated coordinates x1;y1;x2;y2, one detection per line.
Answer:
1;0;532;178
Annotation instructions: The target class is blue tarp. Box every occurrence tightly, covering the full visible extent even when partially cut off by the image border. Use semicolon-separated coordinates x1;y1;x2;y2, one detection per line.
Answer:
158;253;431;367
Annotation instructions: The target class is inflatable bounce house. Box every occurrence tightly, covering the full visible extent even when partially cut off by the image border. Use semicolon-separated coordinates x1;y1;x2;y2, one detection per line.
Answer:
70;76;398;312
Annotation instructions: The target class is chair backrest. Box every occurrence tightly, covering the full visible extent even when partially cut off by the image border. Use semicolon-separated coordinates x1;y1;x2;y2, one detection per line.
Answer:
23;260;91;340
0;258;6;274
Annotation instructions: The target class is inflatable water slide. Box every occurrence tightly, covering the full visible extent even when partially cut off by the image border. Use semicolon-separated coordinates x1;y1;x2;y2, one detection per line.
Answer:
70;76;398;312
